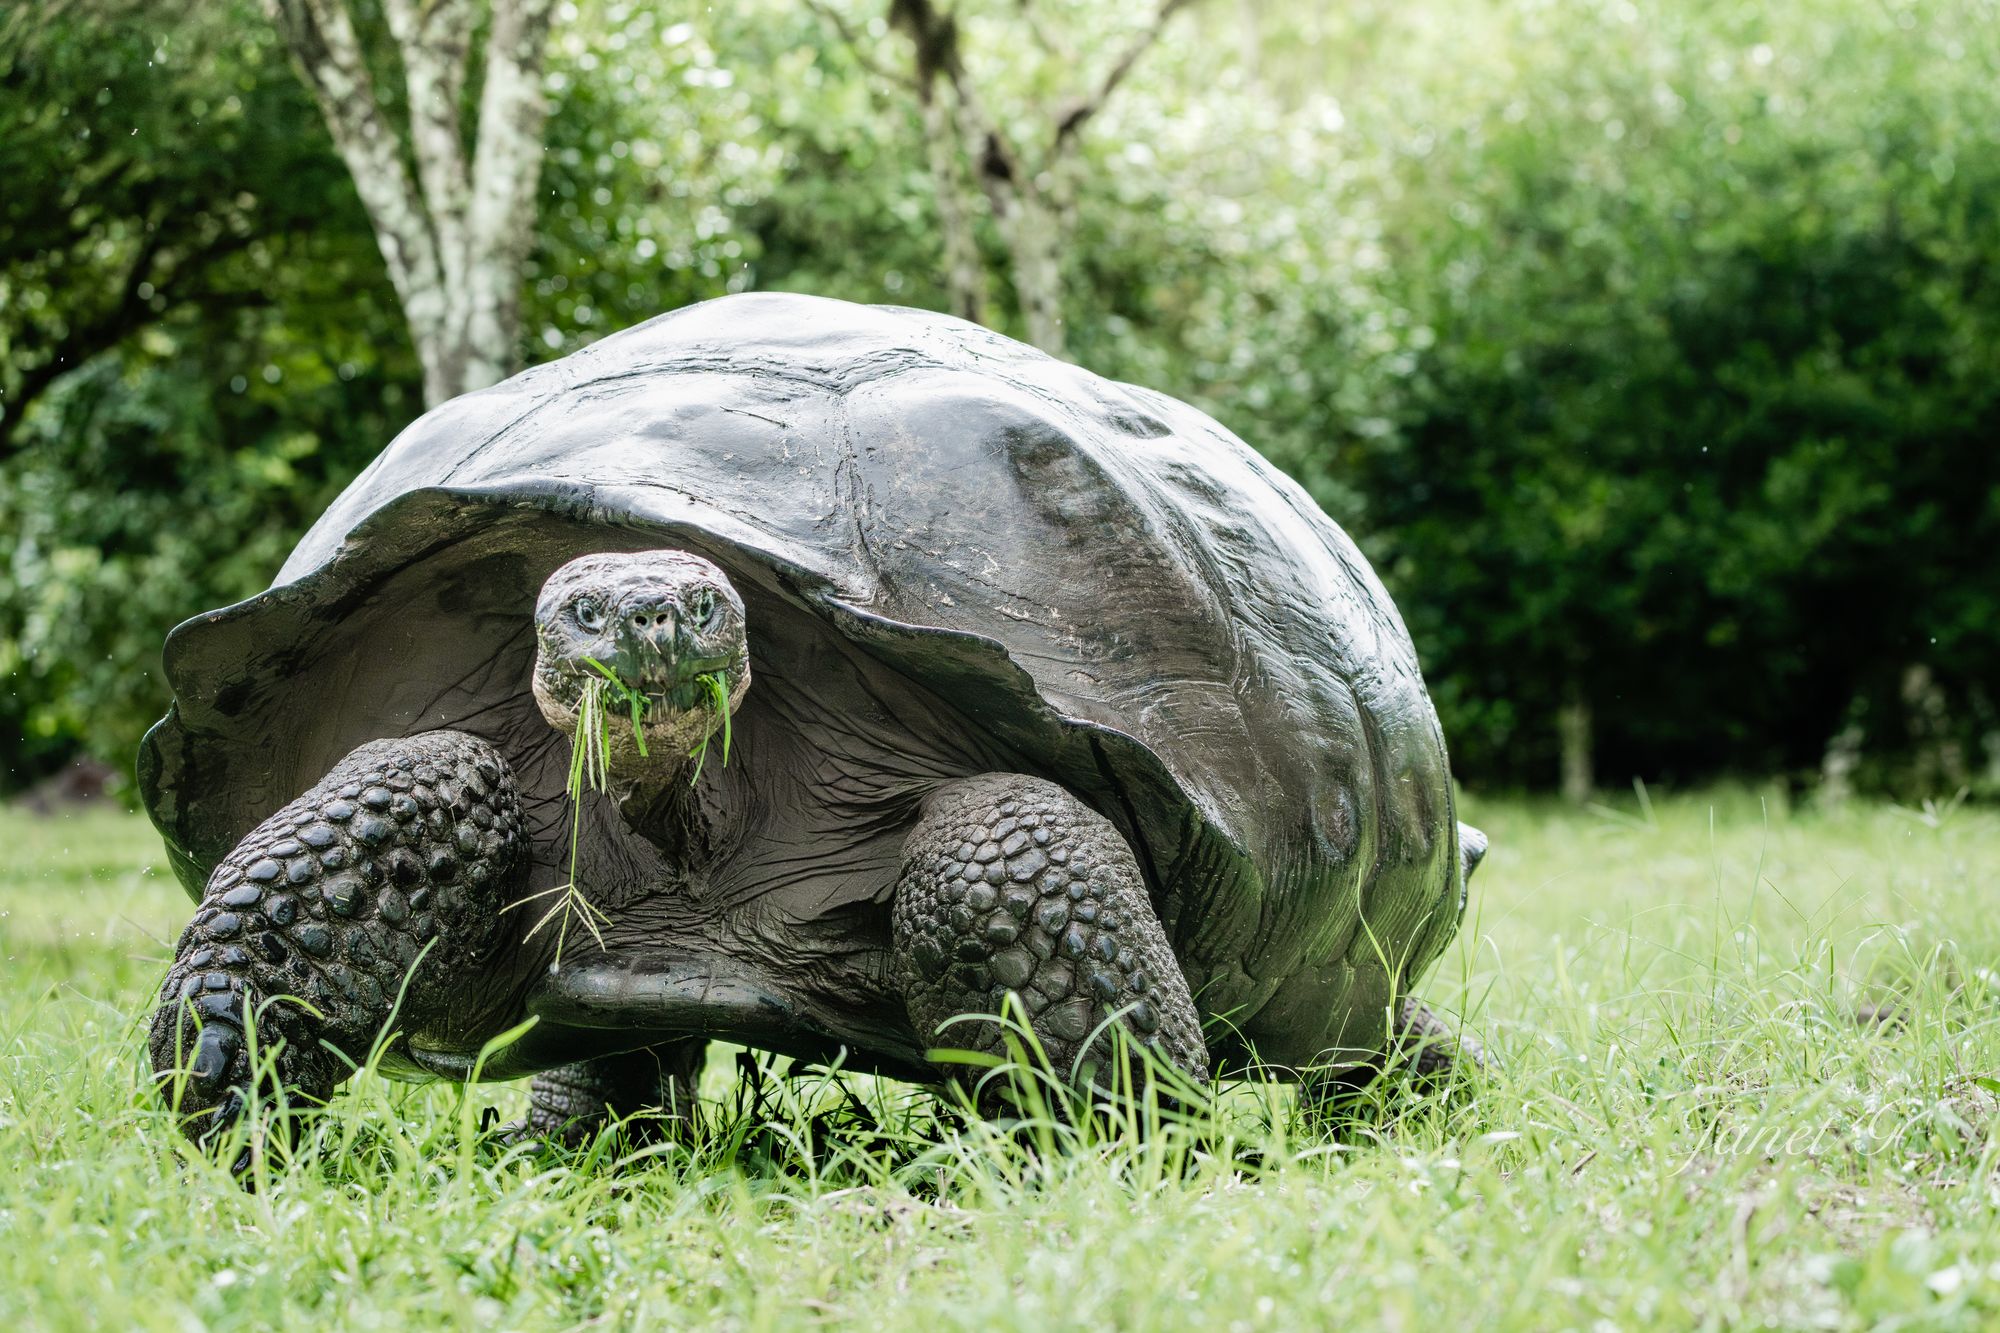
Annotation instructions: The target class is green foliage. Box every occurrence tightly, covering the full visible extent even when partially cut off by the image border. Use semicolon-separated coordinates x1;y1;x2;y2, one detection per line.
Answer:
0;0;419;786
0;0;377;436
3;0;1997;795
0;355;406;776
526;1;787;352
1319;0;2000;789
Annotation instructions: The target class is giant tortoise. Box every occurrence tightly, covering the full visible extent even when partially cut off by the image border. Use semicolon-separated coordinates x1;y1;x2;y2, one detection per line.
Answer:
143;293;1485;1143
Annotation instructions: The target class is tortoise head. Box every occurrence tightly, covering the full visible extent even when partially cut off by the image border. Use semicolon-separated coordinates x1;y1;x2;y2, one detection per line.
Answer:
531;550;751;773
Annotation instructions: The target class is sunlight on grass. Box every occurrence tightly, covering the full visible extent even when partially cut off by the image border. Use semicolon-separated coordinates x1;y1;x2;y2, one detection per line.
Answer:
3;792;2000;1329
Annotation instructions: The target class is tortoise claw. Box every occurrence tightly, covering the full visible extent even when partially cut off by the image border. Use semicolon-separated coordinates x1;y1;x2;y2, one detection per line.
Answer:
189;1024;238;1092
189;1081;248;1151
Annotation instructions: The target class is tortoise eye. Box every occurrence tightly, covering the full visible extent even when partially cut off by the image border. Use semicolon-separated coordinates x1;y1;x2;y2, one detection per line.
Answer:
688;588;717;625
574;599;605;632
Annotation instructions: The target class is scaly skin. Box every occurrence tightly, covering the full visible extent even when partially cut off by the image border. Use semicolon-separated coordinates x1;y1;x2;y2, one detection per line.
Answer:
148;730;525;1141
1395;996;1484;1077
1298;996;1486;1121
892;774;1210;1095
517;1040;708;1146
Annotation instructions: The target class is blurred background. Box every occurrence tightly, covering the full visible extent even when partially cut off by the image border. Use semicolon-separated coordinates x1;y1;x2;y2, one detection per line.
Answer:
2;0;1995;804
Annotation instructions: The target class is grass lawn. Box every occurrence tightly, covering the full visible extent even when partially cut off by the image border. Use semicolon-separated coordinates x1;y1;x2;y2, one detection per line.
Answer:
4;789;1999;1329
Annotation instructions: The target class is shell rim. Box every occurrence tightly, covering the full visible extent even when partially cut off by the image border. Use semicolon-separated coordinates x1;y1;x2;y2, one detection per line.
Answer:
138;478;1249;916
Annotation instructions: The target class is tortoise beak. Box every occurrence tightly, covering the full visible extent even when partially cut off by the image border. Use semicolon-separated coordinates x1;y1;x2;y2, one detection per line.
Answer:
608;608;680;688
603;599;729;700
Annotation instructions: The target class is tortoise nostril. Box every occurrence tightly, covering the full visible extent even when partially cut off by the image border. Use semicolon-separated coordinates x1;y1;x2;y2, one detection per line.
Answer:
623;603;677;635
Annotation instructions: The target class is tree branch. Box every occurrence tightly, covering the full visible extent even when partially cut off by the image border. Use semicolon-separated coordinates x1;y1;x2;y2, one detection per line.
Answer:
1050;0;1198;153
383;0;475;293
461;0;557;387
0;216;169;460
467;0;557;260
864;0;987;321
1012;0;1074;64
804;0;917;90
888;0;1007;180
917;79;989;322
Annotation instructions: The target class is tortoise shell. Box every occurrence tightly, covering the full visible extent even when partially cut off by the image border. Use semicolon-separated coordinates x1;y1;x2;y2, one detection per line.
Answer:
140;293;1466;1070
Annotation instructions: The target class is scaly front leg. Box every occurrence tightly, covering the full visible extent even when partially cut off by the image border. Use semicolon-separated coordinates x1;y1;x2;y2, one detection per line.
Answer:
149;730;527;1142
892;773;1210;1106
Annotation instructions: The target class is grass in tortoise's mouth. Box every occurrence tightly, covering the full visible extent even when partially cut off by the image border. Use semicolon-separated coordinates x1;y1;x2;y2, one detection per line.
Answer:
503;659;735;968
620;665;735;715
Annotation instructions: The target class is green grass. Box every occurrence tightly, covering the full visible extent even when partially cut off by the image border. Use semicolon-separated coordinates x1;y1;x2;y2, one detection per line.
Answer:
5;789;2000;1329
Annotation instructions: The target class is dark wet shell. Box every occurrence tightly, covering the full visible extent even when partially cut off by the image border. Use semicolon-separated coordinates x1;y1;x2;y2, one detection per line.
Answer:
140;294;1463;1066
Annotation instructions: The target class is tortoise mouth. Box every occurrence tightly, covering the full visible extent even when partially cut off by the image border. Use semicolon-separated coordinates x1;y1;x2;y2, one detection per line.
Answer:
531;640;751;764
589;653;738;710
539;650;737;714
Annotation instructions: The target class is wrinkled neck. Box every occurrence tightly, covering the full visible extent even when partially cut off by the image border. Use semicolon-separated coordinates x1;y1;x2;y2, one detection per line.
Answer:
612;757;720;869
543;708;705;861
602;744;695;798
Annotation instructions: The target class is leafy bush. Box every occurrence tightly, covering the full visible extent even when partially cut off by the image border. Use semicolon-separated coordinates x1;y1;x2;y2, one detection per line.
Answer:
1322;0;2000;789
4;0;1996;797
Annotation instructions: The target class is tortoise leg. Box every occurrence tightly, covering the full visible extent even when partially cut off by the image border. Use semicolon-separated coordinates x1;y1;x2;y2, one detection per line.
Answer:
1300;997;1484;1117
891;774;1209;1103
148;730;526;1143
512;1039;708;1147
1394;998;1484;1078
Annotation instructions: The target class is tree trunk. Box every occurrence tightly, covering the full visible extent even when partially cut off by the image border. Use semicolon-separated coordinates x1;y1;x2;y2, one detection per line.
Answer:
458;0;556;396
1557;684;1593;804
1237;0;1262;83
1902;663;1967;795
1818;710;1864;807
876;0;1198;359
990;185;1066;356
266;0;557;408
1974;687;2000;792
917;84;989;324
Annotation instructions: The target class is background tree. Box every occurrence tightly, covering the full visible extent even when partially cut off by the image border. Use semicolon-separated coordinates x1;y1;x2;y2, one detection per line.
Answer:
0;0;767;784
809;0;1200;355
0;0;356;457
1313;0;2000;796
5;0;1999;802
262;0;559;405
